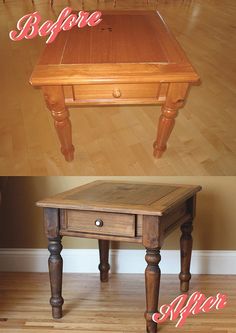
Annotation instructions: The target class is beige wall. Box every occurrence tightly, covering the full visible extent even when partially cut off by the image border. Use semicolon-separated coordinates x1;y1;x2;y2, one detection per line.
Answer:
0;176;235;250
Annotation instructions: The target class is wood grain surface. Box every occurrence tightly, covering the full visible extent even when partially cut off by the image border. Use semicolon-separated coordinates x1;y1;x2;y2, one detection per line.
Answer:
0;272;235;333
64;209;136;237
60;13;169;64
30;9;199;86
32;10;193;65
37;180;201;215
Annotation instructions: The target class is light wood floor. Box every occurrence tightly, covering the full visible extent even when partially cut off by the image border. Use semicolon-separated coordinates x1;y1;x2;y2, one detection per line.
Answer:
0;273;235;332
0;0;236;175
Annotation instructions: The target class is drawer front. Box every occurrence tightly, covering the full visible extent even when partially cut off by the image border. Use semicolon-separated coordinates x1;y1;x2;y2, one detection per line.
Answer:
63;83;167;105
63;82;169;106
73;83;160;100
64;210;135;237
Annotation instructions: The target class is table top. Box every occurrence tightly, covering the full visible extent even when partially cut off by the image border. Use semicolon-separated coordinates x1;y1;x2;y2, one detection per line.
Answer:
30;11;199;86
37;180;201;216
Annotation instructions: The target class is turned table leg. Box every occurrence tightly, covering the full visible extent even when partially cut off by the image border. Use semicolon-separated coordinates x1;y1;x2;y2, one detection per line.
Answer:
179;221;193;292
98;240;110;282
145;248;161;333
153;83;189;158
43;86;75;162
48;236;64;318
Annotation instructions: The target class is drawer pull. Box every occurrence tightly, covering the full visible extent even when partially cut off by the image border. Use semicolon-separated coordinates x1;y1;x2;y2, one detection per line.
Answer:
112;88;122;98
95;219;104;227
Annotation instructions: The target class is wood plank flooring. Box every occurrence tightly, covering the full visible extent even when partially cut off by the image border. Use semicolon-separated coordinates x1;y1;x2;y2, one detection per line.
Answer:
0;0;236;175
0;273;235;332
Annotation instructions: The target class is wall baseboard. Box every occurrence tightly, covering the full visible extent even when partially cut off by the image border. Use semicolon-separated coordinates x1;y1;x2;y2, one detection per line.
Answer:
0;249;235;274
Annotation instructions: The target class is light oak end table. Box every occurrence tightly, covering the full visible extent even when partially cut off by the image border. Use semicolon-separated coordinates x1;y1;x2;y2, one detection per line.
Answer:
30;11;199;162
37;180;201;332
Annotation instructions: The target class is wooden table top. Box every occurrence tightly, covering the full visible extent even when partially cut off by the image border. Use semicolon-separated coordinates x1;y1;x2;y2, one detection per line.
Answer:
37;181;201;216
30;11;199;86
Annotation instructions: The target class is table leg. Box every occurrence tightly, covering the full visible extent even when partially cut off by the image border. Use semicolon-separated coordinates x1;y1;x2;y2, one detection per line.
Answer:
144;248;161;333
48;236;64;319
179;221;193;292
153;83;189;158
43;86;75;162
98;240;110;282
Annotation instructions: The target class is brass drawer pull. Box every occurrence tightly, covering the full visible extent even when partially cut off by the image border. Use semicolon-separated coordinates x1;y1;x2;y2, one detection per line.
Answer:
112;88;122;98
95;219;104;227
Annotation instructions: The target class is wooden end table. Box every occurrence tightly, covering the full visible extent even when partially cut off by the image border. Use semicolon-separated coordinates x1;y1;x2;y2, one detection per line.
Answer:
30;11;199;162
37;180;201;332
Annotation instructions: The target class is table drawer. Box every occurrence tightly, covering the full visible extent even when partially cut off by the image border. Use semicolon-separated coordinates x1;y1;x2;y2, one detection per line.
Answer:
63;82;168;106
64;82;169;105
73;83;159;100
63;210;136;237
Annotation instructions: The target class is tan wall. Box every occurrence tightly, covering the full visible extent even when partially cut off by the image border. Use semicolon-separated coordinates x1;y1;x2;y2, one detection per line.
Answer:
0;176;235;250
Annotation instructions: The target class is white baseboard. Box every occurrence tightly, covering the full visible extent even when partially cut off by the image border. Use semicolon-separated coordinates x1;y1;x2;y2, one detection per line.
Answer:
0;249;235;274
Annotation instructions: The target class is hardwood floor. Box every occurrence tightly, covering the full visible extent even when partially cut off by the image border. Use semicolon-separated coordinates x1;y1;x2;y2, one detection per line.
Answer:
0;272;235;332
0;0;236;175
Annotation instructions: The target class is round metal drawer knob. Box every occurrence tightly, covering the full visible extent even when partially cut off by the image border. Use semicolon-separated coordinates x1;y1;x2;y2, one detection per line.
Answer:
112;88;122;98
95;219;103;227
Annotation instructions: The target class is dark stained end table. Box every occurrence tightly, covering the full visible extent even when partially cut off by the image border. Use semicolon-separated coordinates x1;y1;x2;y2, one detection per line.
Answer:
37;180;201;332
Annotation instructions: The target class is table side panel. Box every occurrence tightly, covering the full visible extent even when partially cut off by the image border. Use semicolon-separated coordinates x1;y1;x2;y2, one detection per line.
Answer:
141;199;193;248
160;202;190;238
